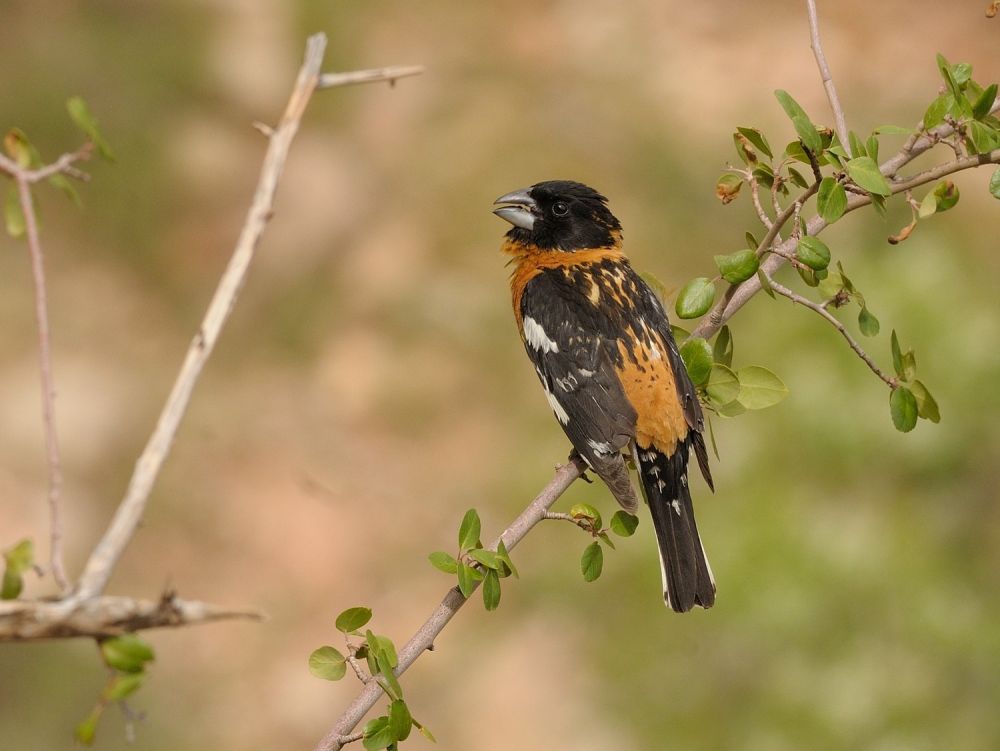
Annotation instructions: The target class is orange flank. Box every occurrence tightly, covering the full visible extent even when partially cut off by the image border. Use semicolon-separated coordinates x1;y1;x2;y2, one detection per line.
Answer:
615;332;688;456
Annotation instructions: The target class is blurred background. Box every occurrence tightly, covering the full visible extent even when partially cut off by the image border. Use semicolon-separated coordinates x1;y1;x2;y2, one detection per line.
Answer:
1;1;998;749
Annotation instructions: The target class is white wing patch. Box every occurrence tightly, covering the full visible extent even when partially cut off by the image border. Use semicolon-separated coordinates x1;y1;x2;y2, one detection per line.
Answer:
587;438;613;456
544;383;570;425
523;316;559;353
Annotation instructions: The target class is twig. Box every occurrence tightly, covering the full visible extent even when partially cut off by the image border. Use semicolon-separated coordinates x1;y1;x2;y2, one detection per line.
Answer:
0;592;262;640
766;277;895;387
806;0;850;155
69;33;330;602
748;176;774;229
318;64;424;90
314;459;585;751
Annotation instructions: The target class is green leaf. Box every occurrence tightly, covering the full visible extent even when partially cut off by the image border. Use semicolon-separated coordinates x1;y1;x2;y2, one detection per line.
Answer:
308;646;347;681
569;502;602;528
1;570;22;600
890;386;918;432
414;719;437;743
103;672;146;701
757;268;775;298
712;325;733;367
715;173;743;204
845;156;891;196
933;180;960;213
457;562;478;598
901;350;917;383
495;539;518;578
482;569;501;611
4;186;26;239
675;277;716;319
389;700;413;742
457;508;481;552
370;633;398;669
951;62;973;86
910;380;941;423
3;128;36;167
858;305;880;337
66;96;115;161
609;510;639;537
679;337;713;387
817;177;847;223
923;93;953;130
848;130;867;159
468;548;500;569
736;366;789;410
792;115;823;154
873;124;918;135
101;634;155;673
968;120;1000;154
75;707;102;746
745;232;758;251
428;551;458;574
936;53;964;101
796;236;832;271
890;330;904;378
375;649;403;701
737;126;773;158
597;531;615;549
733;132;758;165
989;168;1000;199
335;607;373;634
47;172;82;207
580;542;603;582
3;538;33;576
363;716;395;751
714;249;759;284
706;363;740;407
973;83;998;120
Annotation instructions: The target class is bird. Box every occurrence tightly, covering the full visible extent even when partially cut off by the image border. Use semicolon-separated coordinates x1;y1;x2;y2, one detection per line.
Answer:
493;180;716;612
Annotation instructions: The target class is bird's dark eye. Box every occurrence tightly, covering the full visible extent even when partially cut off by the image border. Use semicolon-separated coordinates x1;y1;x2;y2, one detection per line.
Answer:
551;201;569;217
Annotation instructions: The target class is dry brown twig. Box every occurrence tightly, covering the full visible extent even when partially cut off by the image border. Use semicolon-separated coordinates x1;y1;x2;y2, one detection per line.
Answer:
0;33;424;641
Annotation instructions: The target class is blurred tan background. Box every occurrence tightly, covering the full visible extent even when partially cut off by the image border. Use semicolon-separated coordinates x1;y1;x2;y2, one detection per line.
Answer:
1;1;998;749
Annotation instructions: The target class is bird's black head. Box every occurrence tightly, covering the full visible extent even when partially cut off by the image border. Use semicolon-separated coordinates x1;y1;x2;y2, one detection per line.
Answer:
493;180;622;251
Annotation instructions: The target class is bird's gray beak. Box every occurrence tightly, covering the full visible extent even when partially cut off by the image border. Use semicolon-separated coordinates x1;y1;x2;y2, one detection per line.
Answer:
493;188;537;230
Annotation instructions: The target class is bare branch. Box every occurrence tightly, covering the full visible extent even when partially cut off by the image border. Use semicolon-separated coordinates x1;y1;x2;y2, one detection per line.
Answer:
0;592;262;641
318;64;424;90
314;459;585;751
69;33;330;602
748;176;774;229
806;0;850;155
766;277;895;387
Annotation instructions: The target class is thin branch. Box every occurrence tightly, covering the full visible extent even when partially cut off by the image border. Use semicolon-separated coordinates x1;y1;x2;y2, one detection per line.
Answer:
314;459;585;751
0;592;262;641
748;176;774;229
69;33;330;602
766;277;895;386
318;64;424;90
806;0;850;155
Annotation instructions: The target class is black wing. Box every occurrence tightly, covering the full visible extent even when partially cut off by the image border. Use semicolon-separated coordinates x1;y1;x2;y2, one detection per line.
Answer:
520;271;639;509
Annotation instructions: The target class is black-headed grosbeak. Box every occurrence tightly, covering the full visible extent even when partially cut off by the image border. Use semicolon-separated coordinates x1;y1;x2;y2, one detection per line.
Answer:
493;180;715;612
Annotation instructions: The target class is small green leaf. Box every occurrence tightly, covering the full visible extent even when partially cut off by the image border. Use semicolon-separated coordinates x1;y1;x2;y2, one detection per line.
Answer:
370;633;398;669
468;548;500;569
848;130;867;159
712;325;733;367
890;330;904;378
101;634;155;673
858;305;880;337
923;93;953;130
458;508;481;552
792;115;823;154
733;132;758;165
66;96;115;161
308;646;347;681
796;236;832;271
714;249;759;284
496;539;519;578
715;173;743;204
47;172;83;207
75;707;102;746
890;386;918;432
845;156;891;196
428;551;458;574
609;510;639;537
389;700;413;742
103;672;145;701
910;380;941;423
736;366;789;410
482;569;501;611
569;502;602;528
375;649;403;700
989;168;1000;199
414;719;437;743
817;176;847;223
335;607;373;634
874;124;918;135
3;128;35;167
675;277;716;319
3;539;33;576
968;120;1000;154
706;363;740;407
936;53;964;101
679;337;713;387
457;562;478;598
901;350;917;383
1;570;22;600
737;126;773;158
757;268;775;298
933;180;960;212
4;186;26;239
745;231;759;251
972;83;998;120
580;542;603;582
951;61;973;87
597;531;615;549
363;716;395;751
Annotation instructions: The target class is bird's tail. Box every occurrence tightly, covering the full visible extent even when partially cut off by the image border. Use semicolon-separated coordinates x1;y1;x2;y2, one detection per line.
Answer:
634;443;716;612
